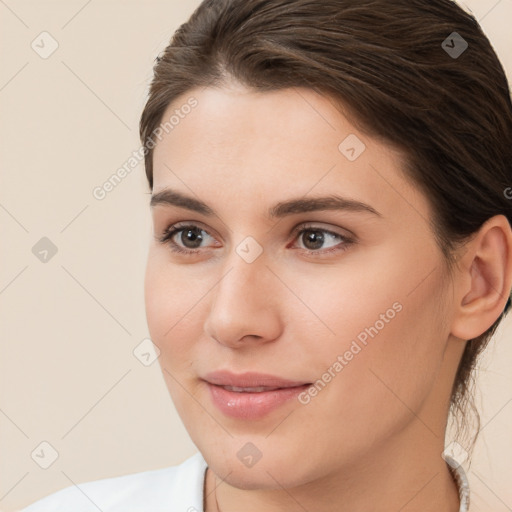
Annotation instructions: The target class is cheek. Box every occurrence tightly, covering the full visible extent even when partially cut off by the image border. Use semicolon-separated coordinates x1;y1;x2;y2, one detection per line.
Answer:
290;251;448;424
144;253;204;362
144;259;207;418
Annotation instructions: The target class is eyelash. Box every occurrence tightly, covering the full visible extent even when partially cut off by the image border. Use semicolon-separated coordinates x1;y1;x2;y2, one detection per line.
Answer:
157;222;355;257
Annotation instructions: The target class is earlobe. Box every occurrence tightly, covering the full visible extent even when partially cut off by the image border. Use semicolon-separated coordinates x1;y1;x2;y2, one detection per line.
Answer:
451;215;512;341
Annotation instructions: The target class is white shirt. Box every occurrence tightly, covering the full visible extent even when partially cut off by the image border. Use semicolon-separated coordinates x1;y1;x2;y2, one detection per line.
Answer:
20;452;208;512
20;452;469;511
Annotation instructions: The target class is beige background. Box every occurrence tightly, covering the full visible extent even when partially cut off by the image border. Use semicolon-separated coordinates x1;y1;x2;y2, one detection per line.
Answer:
1;1;511;510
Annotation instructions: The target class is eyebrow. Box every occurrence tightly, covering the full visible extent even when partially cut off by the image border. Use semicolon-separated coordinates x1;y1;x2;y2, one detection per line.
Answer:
150;188;382;219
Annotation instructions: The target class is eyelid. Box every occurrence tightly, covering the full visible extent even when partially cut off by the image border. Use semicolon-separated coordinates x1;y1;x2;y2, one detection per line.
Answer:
288;224;354;254
160;222;220;249
159;220;219;242
289;221;355;241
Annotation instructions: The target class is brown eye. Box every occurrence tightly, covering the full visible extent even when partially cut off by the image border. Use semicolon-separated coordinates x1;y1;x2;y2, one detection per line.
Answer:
158;224;218;254
295;227;349;253
177;227;205;249
301;229;326;250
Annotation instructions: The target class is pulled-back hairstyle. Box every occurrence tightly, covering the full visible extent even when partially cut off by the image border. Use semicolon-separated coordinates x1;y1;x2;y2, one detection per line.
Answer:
139;0;512;456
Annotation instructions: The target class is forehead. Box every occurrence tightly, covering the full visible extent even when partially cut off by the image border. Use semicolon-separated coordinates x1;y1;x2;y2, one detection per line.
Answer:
151;85;431;225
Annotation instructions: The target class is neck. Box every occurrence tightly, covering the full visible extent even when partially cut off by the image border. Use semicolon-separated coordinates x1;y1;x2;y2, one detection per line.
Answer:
205;421;461;512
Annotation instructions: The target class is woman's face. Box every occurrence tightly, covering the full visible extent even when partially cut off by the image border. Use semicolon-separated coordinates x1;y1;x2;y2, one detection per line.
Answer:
145;84;458;489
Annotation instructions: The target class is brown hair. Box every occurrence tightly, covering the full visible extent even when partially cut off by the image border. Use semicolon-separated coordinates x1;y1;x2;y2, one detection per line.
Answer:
139;0;512;454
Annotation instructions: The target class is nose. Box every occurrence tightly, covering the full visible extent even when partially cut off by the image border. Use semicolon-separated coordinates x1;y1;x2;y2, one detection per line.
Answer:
203;252;283;348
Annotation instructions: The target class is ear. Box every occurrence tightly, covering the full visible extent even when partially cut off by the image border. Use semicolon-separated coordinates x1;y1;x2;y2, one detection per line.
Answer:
451;214;512;340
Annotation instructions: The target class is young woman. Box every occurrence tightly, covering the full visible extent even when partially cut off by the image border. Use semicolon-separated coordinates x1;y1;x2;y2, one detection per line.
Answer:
22;0;512;510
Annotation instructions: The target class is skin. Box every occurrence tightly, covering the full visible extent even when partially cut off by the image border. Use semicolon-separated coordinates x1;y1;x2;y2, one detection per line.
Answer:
144;82;512;512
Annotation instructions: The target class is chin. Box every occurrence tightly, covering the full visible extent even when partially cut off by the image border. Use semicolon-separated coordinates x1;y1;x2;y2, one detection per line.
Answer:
204;448;316;491
214;462;295;490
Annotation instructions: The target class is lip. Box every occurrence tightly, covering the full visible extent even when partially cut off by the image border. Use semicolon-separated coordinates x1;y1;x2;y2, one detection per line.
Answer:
202;371;311;420
203;370;310;389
